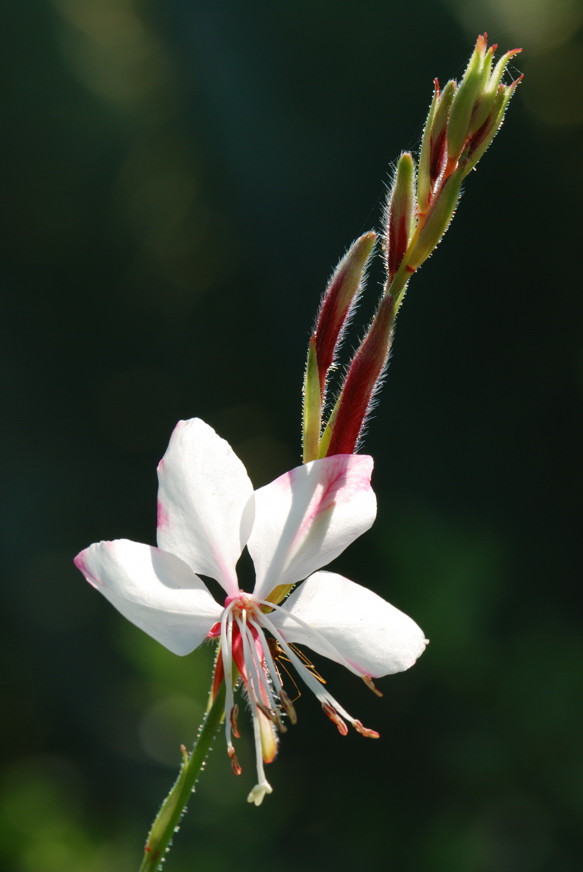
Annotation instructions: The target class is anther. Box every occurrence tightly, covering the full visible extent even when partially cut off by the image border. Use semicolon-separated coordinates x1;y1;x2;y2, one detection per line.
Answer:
353;719;380;739
256;702;287;733
230;704;240;739
322;702;349;736
279;689;298;725
362;675;383;697
228;745;242;775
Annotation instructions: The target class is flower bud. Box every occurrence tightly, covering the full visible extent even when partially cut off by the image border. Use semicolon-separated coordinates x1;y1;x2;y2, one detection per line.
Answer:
417;80;439;214
447;33;490;160
385;152;416;282
469;46;522;137
462;77;521;175
418;79;456;213
326;294;395;456
406;168;463;271
314;231;376;392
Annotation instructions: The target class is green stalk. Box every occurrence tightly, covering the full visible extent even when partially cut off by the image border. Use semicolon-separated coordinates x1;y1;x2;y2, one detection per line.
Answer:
138;682;226;872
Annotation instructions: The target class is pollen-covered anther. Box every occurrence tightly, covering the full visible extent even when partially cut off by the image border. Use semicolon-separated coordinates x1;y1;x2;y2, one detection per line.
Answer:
322;702;349;736
230;704;240;739
256;702;287;733
353;719;380;739
362;675;383;698
228;745;242;775
279;689;298;725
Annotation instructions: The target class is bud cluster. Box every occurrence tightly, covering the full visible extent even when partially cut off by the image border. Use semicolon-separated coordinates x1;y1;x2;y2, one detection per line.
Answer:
302;35;521;461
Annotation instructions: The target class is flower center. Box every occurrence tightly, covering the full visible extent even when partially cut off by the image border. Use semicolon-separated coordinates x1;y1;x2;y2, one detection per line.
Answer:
224;590;257;617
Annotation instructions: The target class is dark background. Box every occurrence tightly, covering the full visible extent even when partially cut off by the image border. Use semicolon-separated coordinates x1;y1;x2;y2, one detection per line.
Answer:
2;1;582;870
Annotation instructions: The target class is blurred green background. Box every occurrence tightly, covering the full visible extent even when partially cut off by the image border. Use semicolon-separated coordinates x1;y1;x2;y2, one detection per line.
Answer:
2;1;582;870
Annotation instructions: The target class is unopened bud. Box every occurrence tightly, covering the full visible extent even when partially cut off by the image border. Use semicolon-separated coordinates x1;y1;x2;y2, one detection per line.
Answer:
406;168;463;271
326;293;395;456
304;232;376;462
385;152;416;282
418;79;456;213
447;33;490;160
462;76;522;176
314;231;376;389
469;46;522;137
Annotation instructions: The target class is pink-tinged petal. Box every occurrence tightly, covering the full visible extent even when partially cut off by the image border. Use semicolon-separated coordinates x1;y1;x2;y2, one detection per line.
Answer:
156;418;254;595
74;540;222;656
248;454;376;602
270;571;427;677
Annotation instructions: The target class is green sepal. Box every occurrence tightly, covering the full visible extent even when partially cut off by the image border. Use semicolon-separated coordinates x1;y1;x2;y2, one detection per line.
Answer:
461;81;518;176
417;81;440;213
386;152;416;280
406;167;464;270
302;336;322;463
447;35;487;160
469;47;517;137
317;397;340;459
418;80;456;213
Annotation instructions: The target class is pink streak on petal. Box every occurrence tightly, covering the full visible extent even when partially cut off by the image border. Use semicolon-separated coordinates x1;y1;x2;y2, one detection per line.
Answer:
293;455;372;541
157;500;169;529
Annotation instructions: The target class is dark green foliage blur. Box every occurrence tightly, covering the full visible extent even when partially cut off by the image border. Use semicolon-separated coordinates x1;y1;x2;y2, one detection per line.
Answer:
2;1;582;870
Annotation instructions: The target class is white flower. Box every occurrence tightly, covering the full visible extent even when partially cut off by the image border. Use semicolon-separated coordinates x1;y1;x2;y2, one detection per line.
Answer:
75;418;427;805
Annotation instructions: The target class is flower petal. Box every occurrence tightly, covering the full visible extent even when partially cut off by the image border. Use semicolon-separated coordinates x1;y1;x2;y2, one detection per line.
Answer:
74;540;222;655
269;571;427;677
248;454;376;602
157;418;254;595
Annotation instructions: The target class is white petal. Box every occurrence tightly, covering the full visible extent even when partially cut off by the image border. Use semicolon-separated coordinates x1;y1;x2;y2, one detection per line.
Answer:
156;418;254;595
270;571;427;677
248;454;376;602
74;540;222;655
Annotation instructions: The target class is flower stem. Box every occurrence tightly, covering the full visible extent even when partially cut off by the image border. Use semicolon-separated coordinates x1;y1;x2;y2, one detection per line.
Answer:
138;682;226;872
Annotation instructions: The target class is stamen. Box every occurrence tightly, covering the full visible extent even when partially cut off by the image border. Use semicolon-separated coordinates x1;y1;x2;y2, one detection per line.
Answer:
230;704;240;739
249;695;273;803
259;612;379;741
256;701;287;733
322;702;349;736
239;618;278;716
228;745;242;776
362;675;383;698
279;689;298;725
220;605;237;754
353;720;380;739
257;597;364;680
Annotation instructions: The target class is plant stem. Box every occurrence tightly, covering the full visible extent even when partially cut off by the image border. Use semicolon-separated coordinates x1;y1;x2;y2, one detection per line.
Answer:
138;683;226;872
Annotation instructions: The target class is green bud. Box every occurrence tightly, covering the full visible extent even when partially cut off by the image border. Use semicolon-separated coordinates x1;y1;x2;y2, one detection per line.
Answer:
417;81;439;213
418;80;456;213
462;78;520;176
406;168;463;270
470;46;521;136
314;231;376;392
447;33;489;160
386;152;416;281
